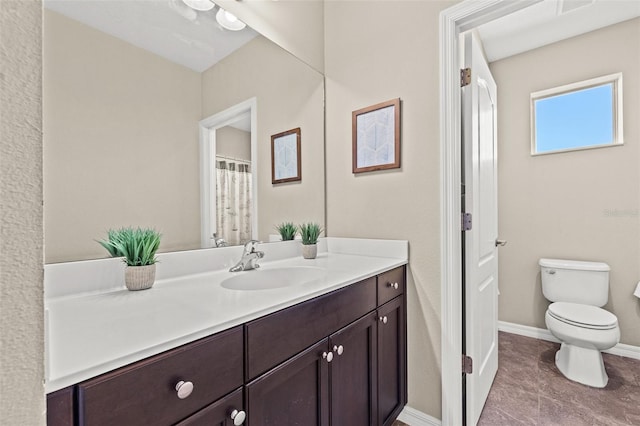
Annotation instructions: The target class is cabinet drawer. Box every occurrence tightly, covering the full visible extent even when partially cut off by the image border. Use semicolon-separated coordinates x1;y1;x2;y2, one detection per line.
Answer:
246;277;376;380
175;388;244;426
377;266;405;306
78;326;244;426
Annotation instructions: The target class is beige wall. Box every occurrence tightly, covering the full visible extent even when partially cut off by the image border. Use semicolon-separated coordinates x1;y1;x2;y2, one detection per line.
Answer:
0;0;45;423
213;0;324;73
217;127;251;161
492;18;640;345
325;1;457;418
44;10;202;262
202;36;325;243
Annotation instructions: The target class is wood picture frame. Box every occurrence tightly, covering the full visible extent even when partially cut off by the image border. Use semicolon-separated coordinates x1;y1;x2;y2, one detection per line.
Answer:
352;98;401;173
271;127;301;184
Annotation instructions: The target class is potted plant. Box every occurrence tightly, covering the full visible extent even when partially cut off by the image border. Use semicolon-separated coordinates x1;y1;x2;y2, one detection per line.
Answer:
298;222;323;259
98;227;162;291
275;222;297;241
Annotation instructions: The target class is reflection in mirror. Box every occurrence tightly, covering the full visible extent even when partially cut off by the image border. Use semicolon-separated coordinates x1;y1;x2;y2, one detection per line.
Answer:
214;122;253;247
199;99;258;248
43;0;325;263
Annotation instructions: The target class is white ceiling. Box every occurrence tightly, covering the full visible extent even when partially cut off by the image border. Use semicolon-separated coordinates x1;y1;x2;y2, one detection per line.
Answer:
44;0;258;72
44;0;640;72
477;0;640;62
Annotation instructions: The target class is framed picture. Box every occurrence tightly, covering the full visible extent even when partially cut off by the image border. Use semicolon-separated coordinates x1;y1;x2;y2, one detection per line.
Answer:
352;98;401;173
271;127;301;184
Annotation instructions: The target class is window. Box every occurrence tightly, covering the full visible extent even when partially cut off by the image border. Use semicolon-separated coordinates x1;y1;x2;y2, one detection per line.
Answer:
531;73;623;155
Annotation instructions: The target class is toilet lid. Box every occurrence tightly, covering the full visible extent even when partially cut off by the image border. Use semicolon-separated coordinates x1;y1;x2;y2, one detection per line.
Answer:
548;302;618;330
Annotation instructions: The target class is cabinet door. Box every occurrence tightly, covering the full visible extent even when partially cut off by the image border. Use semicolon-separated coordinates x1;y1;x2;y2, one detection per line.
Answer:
329;312;377;426
377;296;406;426
47;386;74;426
175;388;244;426
246;339;330;426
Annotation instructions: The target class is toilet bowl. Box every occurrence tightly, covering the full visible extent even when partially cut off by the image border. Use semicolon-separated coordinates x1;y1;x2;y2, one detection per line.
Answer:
540;258;620;388
545;302;619;387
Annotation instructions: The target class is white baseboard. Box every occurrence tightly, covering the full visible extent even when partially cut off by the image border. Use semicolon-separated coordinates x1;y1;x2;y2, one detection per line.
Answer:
498;320;640;361
397;406;441;426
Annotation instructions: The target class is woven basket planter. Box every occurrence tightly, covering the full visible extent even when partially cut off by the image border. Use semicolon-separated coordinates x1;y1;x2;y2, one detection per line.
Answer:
125;264;156;291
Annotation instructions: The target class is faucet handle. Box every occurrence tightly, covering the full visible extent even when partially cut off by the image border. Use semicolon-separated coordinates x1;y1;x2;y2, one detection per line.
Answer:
243;239;261;253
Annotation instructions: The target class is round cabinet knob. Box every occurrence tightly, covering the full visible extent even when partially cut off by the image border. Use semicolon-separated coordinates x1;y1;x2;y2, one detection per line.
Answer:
230;409;246;425
379;316;388;324
387;282;399;290
175;381;194;399
333;345;344;356
322;351;334;362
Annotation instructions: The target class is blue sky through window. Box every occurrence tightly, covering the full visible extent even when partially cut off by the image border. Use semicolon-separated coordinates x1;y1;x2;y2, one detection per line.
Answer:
534;83;614;153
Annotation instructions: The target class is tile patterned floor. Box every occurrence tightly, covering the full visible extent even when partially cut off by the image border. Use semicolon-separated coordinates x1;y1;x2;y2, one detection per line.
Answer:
478;332;640;425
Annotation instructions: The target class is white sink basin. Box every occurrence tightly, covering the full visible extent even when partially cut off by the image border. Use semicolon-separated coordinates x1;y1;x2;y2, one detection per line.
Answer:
221;266;327;291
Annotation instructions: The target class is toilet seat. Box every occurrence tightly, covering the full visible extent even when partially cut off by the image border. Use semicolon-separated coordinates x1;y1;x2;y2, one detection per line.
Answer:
548;302;618;330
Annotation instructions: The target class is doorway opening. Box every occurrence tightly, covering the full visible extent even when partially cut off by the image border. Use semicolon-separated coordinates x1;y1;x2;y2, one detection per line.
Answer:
439;2;544;425
199;97;258;248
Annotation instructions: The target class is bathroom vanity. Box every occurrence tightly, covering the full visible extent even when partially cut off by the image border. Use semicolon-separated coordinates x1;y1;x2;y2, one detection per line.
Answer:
45;238;408;426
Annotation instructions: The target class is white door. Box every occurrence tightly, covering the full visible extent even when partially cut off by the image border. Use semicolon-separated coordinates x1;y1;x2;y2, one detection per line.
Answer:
462;31;499;426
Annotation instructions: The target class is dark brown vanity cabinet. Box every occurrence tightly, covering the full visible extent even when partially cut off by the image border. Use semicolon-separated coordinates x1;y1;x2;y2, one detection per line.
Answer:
244;266;406;426
47;266;407;426
245;312;380;426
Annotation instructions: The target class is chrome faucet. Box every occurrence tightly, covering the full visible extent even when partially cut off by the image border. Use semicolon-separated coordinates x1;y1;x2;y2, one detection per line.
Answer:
229;240;264;272
213;233;228;248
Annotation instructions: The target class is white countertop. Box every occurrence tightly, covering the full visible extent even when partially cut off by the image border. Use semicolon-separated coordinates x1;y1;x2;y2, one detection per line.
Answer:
45;238;408;393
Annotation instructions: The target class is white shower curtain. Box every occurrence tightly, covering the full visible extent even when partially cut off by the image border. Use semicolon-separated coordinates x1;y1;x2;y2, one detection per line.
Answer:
215;158;252;246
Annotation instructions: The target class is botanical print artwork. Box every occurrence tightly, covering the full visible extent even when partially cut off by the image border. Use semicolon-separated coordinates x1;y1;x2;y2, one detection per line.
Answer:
356;105;396;169
274;133;298;180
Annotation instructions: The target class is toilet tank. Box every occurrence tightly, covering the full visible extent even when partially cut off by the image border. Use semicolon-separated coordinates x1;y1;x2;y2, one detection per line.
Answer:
539;258;610;307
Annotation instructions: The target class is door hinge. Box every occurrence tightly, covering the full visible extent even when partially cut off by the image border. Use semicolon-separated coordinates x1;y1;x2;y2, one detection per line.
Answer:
460;68;471;87
462;355;473;374
462;213;472;231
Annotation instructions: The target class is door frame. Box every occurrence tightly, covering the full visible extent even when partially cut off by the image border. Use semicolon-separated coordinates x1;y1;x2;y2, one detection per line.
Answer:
199;97;258;248
438;1;542;424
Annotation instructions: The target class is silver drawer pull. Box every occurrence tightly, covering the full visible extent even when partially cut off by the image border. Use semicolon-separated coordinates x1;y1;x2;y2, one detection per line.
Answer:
175;380;194;399
387;282;399;290
230;409;246;425
379;316;388;324
333;345;344;356
322;351;334;362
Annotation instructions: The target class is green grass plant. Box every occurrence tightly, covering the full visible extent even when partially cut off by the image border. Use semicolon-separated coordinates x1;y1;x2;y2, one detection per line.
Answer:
275;222;297;241
98;227;161;266
298;223;323;245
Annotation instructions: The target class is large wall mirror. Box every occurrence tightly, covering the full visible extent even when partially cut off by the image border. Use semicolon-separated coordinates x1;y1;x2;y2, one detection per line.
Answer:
43;0;325;263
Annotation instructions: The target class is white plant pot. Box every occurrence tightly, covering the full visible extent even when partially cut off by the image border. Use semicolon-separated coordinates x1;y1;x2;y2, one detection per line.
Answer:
302;244;317;259
125;264;156;291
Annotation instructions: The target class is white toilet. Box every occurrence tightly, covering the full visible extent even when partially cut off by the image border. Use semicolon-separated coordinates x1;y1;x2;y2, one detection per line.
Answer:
540;258;620;388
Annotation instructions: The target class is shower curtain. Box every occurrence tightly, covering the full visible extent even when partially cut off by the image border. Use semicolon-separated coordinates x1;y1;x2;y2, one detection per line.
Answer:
215;158;252;246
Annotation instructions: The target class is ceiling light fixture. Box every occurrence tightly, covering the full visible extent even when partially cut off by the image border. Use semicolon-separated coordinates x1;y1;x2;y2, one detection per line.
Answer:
181;0;215;12
216;8;247;31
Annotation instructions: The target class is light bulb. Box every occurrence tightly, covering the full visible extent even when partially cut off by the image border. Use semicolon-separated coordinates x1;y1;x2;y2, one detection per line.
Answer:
216;8;247;31
182;0;215;12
